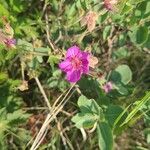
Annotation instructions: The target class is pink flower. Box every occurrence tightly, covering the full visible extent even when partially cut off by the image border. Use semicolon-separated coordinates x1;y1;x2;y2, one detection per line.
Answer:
4;38;16;48
104;0;118;11
59;46;89;83
103;81;113;93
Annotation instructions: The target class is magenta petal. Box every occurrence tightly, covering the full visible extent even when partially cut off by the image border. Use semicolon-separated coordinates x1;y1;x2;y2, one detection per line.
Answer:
81;59;89;65
81;52;89;73
66;70;82;83
66;45;80;58
82;65;89;74
59;59;72;72
81;51;89;60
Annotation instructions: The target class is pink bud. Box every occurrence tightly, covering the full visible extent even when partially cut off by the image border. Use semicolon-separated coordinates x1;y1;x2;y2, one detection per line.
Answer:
104;0;118;11
4;38;16;48
103;81;113;93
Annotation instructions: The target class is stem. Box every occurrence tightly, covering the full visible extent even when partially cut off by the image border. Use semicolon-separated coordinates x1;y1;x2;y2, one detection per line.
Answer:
45;12;55;51
35;77;51;110
21;61;25;81
30;83;76;150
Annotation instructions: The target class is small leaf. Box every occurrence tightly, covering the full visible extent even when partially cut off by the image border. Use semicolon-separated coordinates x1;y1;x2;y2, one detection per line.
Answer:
7;110;30;126
111;65;132;85
129;26;149;45
71;113;98;129
36;56;43;63
97;122;113;150
17;39;33;51
34;47;50;53
112;47;129;59
78;95;101;115
48;55;60;70
120;2;133;15
103;25;111;40
115;83;129;95
72;95;102;129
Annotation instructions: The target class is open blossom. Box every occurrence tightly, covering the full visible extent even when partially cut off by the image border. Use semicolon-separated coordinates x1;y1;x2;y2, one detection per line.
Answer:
59;46;89;83
103;81;113;93
104;0;118;11
4;38;16;48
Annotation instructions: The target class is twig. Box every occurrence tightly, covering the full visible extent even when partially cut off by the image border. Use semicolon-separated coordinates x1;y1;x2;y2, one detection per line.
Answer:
57;121;67;147
30;83;76;150
23;107;72;117
21;61;25;81
31;89;76;150
143;48;150;55
23;107;48;110
107;25;116;64
80;128;87;142
45;12;55;51
41;0;48;18
35;77;51;110
33;128;48;150
54;20;62;44
88;122;97;133
63;131;75;150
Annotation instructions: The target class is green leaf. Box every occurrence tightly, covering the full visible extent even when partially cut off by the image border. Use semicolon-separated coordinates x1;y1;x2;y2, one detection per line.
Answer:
34;47;50;53
0;108;7;121
16;128;31;145
36;56;43;63
48;55;60;70
67;3;76;18
6;49;17;60
0;72;8;84
28;57;39;69
118;34;127;46
112;47;129;59
17;39;33;51
97;122;113;150
103;26;111;40
120;2;133;15
121;91;150;126
9;0;28;13
78;95;101;115
0;4;9;17
136;26;149;44
105;105;127;128
115;83;129;95
0;108;9;134
72;95;102;129
113;104;130;130
143;34;150;49
7;110;30;126
129;26;149;45
130;0;145;4
71;113;98;128
111;65;132;85
80;0;90;10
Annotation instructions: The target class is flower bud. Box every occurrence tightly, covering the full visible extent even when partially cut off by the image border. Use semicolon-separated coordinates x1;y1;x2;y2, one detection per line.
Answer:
104;0;118;11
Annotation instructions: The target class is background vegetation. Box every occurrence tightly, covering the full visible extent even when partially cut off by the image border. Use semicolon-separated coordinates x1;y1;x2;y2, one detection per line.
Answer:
0;0;150;150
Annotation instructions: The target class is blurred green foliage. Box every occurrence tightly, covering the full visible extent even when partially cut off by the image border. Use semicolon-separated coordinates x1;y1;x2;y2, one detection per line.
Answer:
0;0;149;149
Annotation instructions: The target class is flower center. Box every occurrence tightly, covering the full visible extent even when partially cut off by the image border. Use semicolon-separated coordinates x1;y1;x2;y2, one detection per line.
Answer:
71;57;82;69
